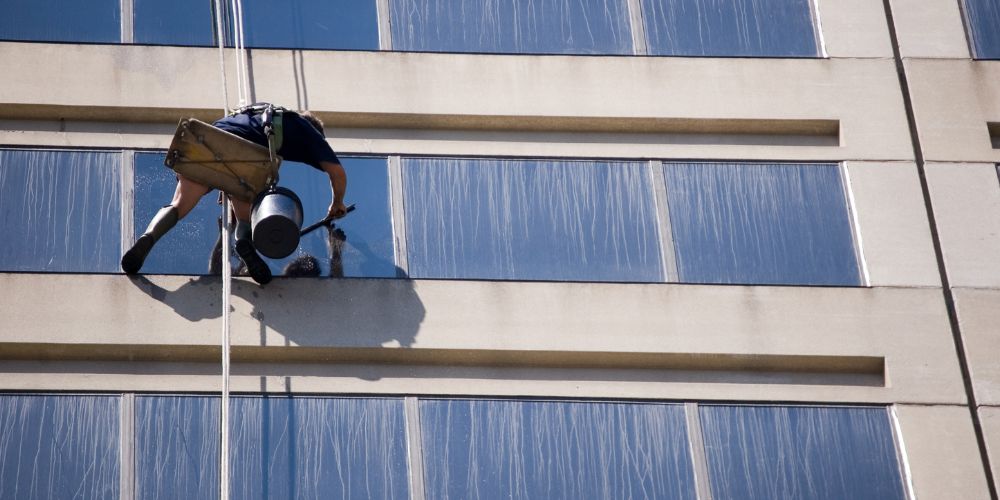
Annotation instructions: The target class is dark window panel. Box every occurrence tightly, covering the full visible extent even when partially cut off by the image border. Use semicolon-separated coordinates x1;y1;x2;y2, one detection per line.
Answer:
0;149;122;273
964;0;1000;59
699;405;907;500
641;0;820;57
663;162;862;286
0;395;120;500
420;399;697;500
402;158;663;282
241;0;380;50
134;154;395;278
0;0;120;43
389;0;633;54
134;0;216;46
135;396;409;500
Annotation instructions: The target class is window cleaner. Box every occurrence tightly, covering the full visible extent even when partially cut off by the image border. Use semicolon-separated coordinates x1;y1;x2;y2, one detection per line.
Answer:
121;103;349;285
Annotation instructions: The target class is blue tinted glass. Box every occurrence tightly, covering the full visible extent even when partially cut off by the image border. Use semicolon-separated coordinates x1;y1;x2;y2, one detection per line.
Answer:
420;399;696;500
242;0;379;50
663;162;861;286
0;0;120;43
268;158;397;278
0;395;120;500
0;149;121;273
641;0;819;57
390;0;633;54
965;0;1000;59
699;405;906;500
134;0;216;46
402;158;663;282
135;155;395;277
135;396;408;500
134;152;223;275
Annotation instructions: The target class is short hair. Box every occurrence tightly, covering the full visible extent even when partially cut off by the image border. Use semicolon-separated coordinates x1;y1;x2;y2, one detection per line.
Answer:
283;254;321;277
299;111;325;136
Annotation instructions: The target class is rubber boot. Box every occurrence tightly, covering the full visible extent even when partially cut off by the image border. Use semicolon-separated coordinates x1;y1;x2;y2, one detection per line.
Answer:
122;205;178;274
235;220;272;285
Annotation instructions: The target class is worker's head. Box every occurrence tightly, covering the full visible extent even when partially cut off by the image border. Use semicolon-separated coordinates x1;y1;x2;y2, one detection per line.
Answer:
283;254;321;277
299;111;325;136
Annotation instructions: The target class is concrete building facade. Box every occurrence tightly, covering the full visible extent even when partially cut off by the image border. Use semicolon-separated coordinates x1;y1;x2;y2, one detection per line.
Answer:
0;0;998;498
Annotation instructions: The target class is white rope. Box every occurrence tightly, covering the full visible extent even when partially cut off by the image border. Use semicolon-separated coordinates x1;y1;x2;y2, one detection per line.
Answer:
230;0;251;106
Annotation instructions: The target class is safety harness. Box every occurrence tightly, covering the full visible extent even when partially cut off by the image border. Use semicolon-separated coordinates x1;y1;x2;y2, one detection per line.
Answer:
230;103;287;164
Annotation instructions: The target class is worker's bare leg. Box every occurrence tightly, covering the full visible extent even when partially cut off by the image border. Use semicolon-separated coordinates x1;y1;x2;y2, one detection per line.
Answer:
230;196;272;285
121;175;211;274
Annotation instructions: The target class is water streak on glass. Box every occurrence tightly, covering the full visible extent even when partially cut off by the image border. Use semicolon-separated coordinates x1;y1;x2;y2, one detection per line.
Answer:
0;0;120;43
699;405;907;500
135;396;409;500
135;154;395;278
641;0;819;56
402;158;663;282
420;399;697;500
663;162;861;286
134;0;216;46
0;149;122;273
0;395;120;500
390;0;633;54
964;0;1000;59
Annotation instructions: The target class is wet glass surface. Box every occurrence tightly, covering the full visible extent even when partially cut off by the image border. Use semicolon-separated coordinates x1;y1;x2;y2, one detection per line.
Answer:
641;0;819;57
389;0;633;54
420;399;696;500
134;0;216;46
699;405;906;500
0;0;120;43
0;395;120;500
135;395;409;500
0;149;122;273
663;162;861;286
134;154;395;278
964;0;1000;59
241;0;380;50
402;158;663;282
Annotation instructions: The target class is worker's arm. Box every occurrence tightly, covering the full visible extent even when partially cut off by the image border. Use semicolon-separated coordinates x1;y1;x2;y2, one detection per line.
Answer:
321;160;348;219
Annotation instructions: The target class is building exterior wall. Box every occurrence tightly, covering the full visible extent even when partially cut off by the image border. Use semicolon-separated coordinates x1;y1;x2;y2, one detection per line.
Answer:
1;0;998;498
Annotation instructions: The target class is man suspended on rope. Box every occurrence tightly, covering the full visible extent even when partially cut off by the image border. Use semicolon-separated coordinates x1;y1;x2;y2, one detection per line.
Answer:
121;104;348;285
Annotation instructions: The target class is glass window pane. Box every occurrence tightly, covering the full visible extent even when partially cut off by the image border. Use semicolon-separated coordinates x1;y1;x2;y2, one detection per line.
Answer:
964;0;1000;59
641;0;819;57
268;158;397;278
135;396;409;500
663;162;861;286
135;155;395;277
134;0;216;46
0;395;120;500
242;0;379;50
0;149;122;273
402;158;663;282
389;0;633;54
699;405;906;500
0;0;120;43
420;399;697;500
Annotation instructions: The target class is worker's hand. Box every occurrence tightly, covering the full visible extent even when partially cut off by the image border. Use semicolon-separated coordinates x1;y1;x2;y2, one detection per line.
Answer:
327;200;349;220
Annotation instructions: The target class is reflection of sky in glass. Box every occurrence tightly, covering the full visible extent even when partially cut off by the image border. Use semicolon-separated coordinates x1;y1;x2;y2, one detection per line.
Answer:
0;0;120;43
699;405;906;500
390;0;633;54
420;399;697;500
663;162;861;286
641;0;819;57
402;158;663;282
0;395;120;500
0;149;121;273
965;0;1000;59
134;154;394;278
135;396;409;500
242;0;380;50
134;0;216;46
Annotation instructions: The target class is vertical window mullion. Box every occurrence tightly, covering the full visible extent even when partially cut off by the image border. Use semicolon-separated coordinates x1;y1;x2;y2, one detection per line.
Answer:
121;149;136;259
404;397;426;500
809;0;827;57
841;162;871;286
377;0;393;50
626;0;648;55
120;0;134;43
119;393;136;500
650;160;678;282
685;403;715;500
389;155;409;277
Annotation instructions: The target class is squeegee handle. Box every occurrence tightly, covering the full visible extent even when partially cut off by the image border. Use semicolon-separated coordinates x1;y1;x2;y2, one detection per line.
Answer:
300;204;356;236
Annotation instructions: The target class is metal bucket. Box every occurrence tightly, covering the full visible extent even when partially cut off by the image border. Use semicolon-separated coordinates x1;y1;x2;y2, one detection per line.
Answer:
251;186;303;259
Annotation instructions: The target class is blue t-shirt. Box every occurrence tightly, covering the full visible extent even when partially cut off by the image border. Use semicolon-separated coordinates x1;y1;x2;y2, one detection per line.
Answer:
213;108;340;170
